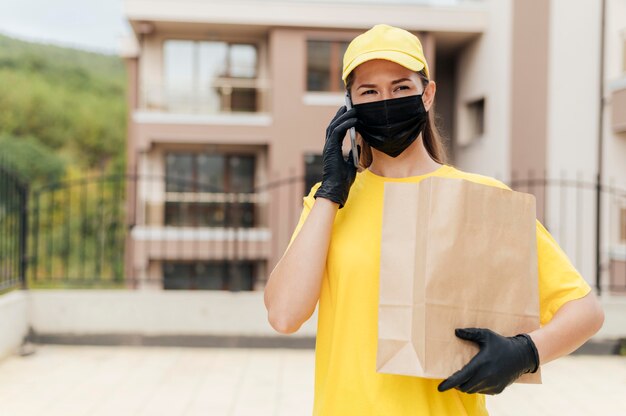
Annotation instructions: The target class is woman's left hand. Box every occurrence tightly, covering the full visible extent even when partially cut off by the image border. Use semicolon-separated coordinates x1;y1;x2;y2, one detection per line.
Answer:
437;328;540;395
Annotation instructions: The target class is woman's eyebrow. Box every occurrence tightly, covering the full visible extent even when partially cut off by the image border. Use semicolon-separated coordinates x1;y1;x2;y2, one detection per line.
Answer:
391;78;412;85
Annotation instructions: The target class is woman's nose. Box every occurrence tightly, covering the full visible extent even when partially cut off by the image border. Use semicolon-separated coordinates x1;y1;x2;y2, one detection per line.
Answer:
380;89;392;101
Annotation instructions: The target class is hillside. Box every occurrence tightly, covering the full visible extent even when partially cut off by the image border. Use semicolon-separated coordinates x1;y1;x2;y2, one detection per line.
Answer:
0;33;127;183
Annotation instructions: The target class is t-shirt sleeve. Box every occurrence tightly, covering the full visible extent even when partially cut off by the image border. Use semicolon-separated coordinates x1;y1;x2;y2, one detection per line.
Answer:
536;218;592;326
286;181;322;250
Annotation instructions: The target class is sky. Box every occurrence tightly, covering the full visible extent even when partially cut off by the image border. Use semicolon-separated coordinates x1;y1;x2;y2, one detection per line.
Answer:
0;0;131;54
0;0;467;54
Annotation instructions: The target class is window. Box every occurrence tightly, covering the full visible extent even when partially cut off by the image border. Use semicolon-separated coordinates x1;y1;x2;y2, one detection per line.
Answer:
304;153;323;195
163;261;256;291
467;98;485;140
457;97;486;146
164;152;256;227
306;40;349;92
163;40;258;113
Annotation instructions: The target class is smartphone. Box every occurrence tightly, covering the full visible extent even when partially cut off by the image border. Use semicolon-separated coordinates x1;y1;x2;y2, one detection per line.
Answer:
344;92;360;168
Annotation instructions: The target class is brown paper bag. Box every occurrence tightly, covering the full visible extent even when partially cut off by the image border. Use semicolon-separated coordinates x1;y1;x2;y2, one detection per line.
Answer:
377;176;541;383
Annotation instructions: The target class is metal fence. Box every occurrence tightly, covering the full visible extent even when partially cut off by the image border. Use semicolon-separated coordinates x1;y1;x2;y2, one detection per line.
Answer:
508;170;626;294
1;161;625;293
29;174;127;288
0;162;28;292
27;172;309;290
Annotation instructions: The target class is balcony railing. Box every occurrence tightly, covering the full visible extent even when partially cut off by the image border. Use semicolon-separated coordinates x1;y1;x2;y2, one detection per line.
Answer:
141;78;271;114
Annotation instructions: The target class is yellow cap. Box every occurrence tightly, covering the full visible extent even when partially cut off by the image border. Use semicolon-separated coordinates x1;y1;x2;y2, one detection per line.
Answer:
342;24;430;85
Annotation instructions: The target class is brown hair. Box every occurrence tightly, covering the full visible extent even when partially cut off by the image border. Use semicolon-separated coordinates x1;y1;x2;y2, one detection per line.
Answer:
346;69;448;169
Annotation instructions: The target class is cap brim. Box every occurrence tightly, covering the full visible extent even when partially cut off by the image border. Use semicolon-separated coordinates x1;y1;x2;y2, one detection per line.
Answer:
342;50;426;84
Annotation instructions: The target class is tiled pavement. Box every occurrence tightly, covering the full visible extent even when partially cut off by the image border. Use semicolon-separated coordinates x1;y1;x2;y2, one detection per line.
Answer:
0;345;624;416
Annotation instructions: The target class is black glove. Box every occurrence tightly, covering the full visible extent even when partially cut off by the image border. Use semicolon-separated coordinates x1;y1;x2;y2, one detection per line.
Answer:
437;328;540;395
314;106;359;209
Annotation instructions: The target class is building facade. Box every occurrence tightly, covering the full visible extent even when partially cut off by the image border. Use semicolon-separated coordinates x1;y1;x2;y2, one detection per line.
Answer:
121;0;626;293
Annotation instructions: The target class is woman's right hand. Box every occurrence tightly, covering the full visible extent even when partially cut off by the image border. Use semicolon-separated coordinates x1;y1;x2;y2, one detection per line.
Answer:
265;107;357;333
314;106;360;209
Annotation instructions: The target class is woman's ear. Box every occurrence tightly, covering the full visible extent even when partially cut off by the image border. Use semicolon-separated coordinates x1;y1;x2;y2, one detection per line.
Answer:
422;80;436;112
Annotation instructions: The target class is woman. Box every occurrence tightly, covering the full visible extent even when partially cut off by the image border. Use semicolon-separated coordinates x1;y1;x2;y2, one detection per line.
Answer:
264;24;604;415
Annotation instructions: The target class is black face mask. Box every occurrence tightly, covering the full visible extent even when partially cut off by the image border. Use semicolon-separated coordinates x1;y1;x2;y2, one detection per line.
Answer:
353;94;428;158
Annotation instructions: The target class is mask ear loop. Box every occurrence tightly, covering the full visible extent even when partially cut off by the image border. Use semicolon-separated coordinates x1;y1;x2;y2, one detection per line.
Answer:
417;72;431;112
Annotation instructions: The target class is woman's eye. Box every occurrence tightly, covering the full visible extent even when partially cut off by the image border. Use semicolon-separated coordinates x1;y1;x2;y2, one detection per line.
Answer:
395;85;410;91
362;90;376;95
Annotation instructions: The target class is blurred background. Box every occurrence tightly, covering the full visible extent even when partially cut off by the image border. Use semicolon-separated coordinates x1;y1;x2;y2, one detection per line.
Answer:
0;0;625;415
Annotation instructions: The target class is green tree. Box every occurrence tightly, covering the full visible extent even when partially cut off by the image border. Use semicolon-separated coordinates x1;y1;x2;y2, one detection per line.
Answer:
0;134;66;184
0;34;127;174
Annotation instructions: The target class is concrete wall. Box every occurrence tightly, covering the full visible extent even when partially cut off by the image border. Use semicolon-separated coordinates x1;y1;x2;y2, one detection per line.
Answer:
453;0;513;180
509;0;550;186
0;290;624;352
604;0;626;253
543;0;604;288
546;0;601;179
0;291;29;360
19;290;626;349
597;295;626;340
28;290;317;338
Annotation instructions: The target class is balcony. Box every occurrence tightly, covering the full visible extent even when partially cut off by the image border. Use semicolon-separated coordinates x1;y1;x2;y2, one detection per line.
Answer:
139;39;270;116
141;78;271;115
137;191;271;262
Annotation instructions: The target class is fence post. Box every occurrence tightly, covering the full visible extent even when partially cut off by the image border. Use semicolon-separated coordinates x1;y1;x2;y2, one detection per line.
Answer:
19;184;28;290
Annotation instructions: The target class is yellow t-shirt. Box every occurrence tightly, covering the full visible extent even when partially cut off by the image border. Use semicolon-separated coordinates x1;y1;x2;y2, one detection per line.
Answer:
287;163;591;416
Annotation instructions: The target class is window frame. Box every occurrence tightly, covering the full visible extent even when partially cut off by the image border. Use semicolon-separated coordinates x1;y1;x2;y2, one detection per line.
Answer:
305;39;350;93
163;151;257;228
162;38;260;81
162;260;257;291
161;37;261;112
164;151;256;193
304;152;323;196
